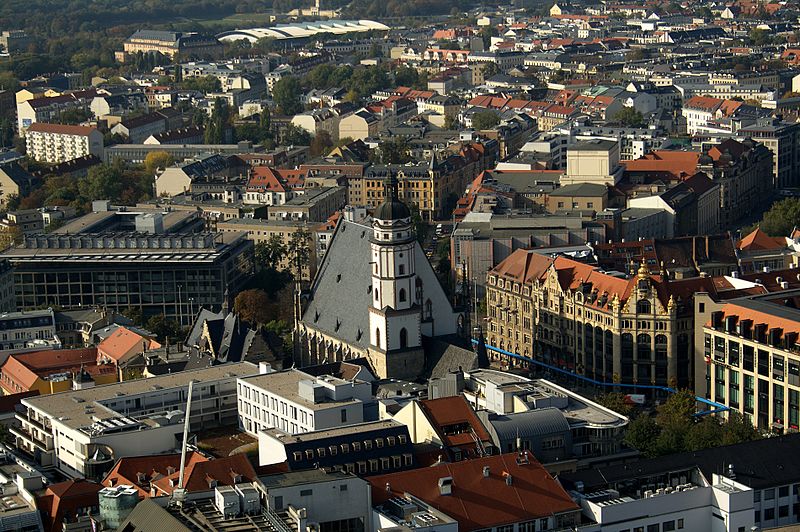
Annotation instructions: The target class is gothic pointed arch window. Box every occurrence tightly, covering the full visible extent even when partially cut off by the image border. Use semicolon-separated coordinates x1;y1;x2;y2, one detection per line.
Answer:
399;288;407;303
425;298;432;319
399;328;408;349
375;328;381;349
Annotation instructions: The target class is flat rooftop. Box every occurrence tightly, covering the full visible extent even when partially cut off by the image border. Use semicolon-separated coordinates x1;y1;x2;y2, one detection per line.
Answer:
259;468;353;489
22;362;258;431
239;370;362;411
261;419;404;443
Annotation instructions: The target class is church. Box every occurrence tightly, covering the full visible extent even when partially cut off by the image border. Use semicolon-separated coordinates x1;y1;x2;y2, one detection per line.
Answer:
295;176;464;380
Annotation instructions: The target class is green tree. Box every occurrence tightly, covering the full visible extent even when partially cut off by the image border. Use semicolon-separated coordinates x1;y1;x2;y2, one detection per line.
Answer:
287;228;312;279
77;163;123;203
656;389;697;426
749;27;772;46
121;306;144;326
144;151;174;175
255;235;287;271
756;198;800;236
378;137;411;164
613;107;645;127
272;77;303;116
472;110;500;130
204;97;230;144
181;75;221;93
596;392;634;417
482;62;499;79
260;107;271;131
282;124;312;146
146;314;181;342
624;414;660;457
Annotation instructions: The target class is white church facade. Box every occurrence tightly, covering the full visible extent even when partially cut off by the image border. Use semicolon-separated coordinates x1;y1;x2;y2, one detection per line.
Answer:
295;177;463;380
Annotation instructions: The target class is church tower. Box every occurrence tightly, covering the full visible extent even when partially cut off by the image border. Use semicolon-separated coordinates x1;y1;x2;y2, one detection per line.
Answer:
367;175;424;379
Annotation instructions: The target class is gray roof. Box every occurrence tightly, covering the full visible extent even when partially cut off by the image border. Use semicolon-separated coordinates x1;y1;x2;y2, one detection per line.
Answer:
115;498;191;532
425;336;479;379
569;139;617;151
549;183;608;197
485;408;571;442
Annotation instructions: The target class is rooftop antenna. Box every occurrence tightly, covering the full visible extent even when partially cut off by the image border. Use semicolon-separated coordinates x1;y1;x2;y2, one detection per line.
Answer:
172;379;194;506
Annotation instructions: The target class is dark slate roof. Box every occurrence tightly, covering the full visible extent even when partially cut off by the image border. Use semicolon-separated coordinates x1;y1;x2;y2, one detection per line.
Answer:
115;498;191;532
185;308;256;363
560;432;800;492
483;408;571;442
302;220;374;349
425;336;479;379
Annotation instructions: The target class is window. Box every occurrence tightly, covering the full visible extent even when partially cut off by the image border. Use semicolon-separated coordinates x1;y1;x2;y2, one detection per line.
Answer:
779;505;789;518
340;484;348;492
399;264;405;275
780;486;789;497
677;519;684;529
375;327;381;348
647;525;659;532
274;496;283;510
766;488;775;500
341;409;347;423
300;489;312;496
399;328;408;349
399;288;406;302
765;508;775;521
663;521;675;532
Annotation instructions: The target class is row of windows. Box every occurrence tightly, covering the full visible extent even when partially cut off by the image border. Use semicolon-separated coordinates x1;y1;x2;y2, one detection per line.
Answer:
292;435;408;460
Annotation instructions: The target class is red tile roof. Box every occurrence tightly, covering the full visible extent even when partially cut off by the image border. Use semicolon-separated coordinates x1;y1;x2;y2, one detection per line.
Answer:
37;479;102;532
97;327;160;364
0;348;101;394
369;453;580;530
418;396;492;451
103;451;208;498
26;123;97;136
737;227;787;252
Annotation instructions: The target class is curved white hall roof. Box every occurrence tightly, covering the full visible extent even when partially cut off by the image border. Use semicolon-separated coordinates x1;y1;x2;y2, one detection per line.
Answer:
217;19;390;42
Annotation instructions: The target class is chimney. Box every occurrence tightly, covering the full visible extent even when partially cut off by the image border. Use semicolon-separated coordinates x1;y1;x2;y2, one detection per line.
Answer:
166;466;176;475
438;477;453;496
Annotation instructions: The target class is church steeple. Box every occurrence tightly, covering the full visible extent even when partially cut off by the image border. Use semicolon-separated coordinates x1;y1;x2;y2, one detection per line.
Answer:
368;176;423;378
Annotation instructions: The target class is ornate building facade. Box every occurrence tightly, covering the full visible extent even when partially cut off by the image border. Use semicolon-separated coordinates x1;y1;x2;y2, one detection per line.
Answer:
485;249;714;391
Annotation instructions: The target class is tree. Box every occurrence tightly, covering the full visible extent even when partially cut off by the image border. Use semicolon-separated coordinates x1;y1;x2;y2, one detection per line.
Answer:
656;389;697;426
749;28;772;46
287;229;312;280
378;137;411;164
121;306;144;326
78;163;123;203
310;130;333;156
204;98;230;144
255;235;287;271
756;198;800;236
596;392;634;417
180;75;221;93
272;77;303;116
282;124;312;146
481;62;499;79
146;314;181;342
144;151;174;175
613;107;645;127
624;414;660;457
233;288;272;327
472;110;500;130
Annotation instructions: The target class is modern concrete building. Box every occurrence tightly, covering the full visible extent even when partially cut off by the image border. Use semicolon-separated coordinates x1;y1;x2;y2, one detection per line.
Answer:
1;208;253;325
695;289;800;432
236;367;372;436
11;362;258;479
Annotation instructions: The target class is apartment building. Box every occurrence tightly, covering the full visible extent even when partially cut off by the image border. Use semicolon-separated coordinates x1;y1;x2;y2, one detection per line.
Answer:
25;123;103;164
118;30;221;61
486;250;711;391
236;367;371;437
266;186;347;223
258;420;415;475
738;118;800;189
16;90;97;134
11;362;258;479
0;309;59;353
695;290;800;432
